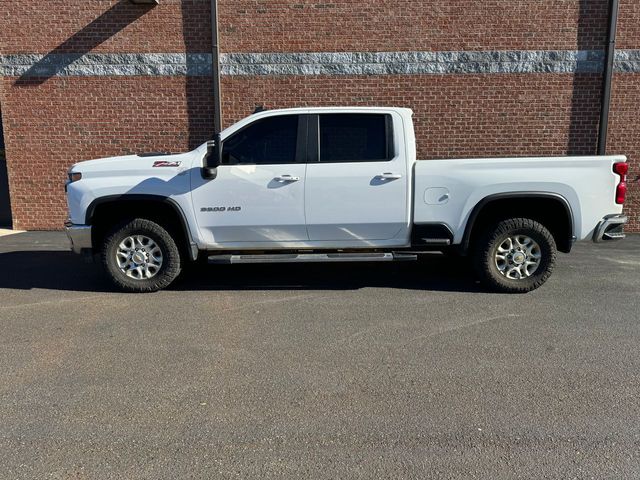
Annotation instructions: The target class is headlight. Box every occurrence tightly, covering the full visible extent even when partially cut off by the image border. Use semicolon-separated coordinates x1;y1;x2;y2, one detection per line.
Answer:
68;172;82;183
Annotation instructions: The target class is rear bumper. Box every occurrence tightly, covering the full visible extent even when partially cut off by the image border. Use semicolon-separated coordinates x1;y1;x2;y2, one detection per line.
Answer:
593;214;628;243
64;222;92;254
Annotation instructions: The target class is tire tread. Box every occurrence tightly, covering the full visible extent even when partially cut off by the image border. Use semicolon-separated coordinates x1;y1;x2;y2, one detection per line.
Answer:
472;217;557;293
101;218;181;293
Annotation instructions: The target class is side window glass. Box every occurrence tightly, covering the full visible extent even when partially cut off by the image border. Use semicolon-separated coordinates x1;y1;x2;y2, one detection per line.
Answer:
222;115;299;165
319;114;392;162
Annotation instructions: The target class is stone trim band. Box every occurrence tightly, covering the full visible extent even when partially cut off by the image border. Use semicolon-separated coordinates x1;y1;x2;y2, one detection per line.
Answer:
2;50;640;78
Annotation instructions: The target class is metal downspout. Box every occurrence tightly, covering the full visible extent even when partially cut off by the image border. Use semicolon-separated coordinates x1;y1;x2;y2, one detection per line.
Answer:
210;0;223;135
597;0;620;155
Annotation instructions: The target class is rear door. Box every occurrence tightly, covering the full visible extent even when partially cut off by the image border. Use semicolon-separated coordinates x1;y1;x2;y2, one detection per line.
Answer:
304;113;409;242
191;114;309;246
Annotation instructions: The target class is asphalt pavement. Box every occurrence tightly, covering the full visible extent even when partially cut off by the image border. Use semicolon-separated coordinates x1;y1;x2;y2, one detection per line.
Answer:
1;231;639;479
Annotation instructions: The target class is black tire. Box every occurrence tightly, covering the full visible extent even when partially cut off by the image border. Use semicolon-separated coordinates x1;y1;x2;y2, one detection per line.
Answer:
472;217;557;293
101;218;182;293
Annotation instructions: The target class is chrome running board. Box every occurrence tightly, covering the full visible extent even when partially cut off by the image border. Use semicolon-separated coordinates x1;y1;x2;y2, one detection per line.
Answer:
208;252;417;264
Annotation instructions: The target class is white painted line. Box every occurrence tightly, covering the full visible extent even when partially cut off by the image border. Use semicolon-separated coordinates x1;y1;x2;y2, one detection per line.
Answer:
0;229;25;237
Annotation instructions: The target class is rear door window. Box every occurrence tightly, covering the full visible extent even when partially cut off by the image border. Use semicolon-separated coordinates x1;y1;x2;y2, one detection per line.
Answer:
319;114;393;163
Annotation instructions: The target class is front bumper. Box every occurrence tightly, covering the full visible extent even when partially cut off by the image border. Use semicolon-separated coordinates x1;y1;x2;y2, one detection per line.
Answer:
64;222;92;254
593;214;628;242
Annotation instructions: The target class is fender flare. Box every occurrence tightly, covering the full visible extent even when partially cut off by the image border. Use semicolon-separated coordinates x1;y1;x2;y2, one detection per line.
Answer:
460;192;575;253
85;194;198;261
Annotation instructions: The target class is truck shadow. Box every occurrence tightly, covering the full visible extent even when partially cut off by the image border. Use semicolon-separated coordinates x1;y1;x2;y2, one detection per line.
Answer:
0;251;481;293
175;256;482;293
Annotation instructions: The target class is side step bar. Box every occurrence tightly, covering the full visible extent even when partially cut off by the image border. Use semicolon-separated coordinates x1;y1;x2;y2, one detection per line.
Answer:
420;238;451;246
208;252;418;265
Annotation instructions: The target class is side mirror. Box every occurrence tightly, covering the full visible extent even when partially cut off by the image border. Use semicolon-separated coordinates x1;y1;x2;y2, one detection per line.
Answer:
202;133;222;179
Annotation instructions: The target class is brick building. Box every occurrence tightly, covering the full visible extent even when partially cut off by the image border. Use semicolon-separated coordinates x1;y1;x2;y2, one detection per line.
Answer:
0;0;638;231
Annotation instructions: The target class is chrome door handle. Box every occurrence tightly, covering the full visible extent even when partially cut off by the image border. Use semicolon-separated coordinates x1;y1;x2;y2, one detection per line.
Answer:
378;172;402;180
274;174;300;182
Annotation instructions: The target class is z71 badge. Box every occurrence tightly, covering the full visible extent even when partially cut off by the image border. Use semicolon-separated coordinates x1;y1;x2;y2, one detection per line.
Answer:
201;206;242;212
153;160;181;168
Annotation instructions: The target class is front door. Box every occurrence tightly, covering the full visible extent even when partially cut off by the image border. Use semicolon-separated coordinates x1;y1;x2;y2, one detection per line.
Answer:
305;113;409;242
191;114;308;246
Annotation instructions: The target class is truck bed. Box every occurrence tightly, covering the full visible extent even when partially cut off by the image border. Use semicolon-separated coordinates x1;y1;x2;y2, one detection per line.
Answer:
413;155;626;243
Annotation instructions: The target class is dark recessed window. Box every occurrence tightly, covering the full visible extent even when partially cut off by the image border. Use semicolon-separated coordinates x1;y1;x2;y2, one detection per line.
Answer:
319;114;392;163
222;115;299;165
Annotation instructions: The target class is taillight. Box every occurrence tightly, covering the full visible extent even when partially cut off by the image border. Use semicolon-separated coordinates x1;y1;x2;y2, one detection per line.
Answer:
613;162;628;205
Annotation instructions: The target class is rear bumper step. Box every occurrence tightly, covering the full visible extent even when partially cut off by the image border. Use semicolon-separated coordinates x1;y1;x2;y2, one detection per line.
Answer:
208;252;417;265
594;214;628;242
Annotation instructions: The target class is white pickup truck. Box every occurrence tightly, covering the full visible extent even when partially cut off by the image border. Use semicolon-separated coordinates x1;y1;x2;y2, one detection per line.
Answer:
65;107;629;293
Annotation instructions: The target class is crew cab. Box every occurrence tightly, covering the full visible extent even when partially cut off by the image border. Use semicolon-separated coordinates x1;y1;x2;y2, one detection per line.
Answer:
65;107;629;293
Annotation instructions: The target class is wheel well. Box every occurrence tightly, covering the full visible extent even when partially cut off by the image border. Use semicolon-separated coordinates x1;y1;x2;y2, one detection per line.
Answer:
88;197;193;260
465;196;574;253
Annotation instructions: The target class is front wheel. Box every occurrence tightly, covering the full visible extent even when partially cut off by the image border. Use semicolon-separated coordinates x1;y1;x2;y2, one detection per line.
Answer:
102;218;182;292
472;218;557;293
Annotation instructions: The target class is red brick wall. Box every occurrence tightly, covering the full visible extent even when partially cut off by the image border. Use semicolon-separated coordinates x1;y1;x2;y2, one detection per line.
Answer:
0;0;638;231
618;0;640;49
222;74;601;159
0;0;210;54
609;74;640;233
1;75;213;230
610;0;640;231
0;0;214;230
219;0;608;52
14;0;601;56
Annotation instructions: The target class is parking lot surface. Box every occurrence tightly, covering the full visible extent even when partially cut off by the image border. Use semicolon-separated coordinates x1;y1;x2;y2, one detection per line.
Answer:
1;232;639;479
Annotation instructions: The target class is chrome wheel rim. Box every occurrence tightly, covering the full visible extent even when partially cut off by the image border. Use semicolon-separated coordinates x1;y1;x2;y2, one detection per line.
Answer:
494;235;542;280
116;235;163;280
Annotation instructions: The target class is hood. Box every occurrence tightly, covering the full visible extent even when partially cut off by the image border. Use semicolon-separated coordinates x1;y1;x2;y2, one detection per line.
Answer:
69;144;207;176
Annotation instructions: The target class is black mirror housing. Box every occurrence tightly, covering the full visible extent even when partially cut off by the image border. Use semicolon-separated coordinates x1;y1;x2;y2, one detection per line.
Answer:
202;133;222;179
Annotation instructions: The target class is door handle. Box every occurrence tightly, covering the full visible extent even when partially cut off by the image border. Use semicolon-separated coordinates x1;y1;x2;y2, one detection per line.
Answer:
378;172;402;180
274;175;300;182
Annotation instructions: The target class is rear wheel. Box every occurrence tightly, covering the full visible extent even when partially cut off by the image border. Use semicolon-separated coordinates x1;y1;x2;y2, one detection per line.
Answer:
472;217;557;293
102;218;181;292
